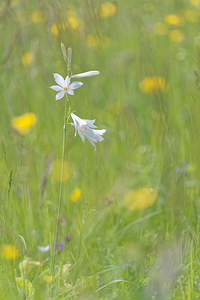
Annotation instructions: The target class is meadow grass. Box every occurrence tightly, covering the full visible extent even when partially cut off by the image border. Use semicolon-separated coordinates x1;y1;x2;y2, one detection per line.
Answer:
1;0;200;299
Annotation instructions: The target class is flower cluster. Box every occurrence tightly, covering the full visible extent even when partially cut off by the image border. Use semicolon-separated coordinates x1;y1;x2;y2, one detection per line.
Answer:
51;67;106;150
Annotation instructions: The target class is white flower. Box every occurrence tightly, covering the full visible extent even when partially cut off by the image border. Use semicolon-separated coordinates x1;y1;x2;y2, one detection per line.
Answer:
71;70;100;78
37;245;50;252
51;73;83;100
71;113;106;150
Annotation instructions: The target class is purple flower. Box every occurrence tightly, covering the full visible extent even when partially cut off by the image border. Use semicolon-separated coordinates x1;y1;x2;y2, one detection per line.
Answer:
53;240;66;252
65;234;71;242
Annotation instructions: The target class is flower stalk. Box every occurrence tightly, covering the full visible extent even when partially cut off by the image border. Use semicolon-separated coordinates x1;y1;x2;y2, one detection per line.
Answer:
51;46;72;287
50;44;104;296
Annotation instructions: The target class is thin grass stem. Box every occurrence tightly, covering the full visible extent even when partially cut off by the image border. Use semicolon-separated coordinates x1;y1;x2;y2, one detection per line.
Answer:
50;97;67;294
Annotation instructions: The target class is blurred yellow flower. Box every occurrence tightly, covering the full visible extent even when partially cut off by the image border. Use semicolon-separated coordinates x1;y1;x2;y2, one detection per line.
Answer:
164;14;181;25
21;52;33;66
190;0;199;6
154;22;168;36
68;16;79;30
183;9;198;23
70;188;82;202
11;113;37;135
124;186;158;211
100;2;117;18
31;11;44;23
66;10;81;30
169;30;184;43
43;274;54;283
1;245;20;260
86;34;100;47
139;76;166;93
51;23;59;36
51;160;73;182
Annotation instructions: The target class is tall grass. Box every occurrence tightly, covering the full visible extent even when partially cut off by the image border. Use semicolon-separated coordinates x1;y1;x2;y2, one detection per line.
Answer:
1;0;200;299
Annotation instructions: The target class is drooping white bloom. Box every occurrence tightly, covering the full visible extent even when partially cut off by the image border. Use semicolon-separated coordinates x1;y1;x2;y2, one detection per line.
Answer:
71;70;100;78
51;73;83;100
71;113;106;150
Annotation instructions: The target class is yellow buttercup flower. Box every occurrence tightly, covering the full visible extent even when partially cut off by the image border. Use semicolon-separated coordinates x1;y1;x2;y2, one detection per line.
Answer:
68;16;79;30
1;245;20;259
70;188;82;202
124;186;158;211
31;11;44;23
139;76;166;93
169;30;184;43
100;2;117;18
86;34;100;47
50;160;73;182
11;113;37;135
51;23;59;36
66;10;81;30
190;0;199;6
154;22;168;36
164;14;181;25
21;52;33;66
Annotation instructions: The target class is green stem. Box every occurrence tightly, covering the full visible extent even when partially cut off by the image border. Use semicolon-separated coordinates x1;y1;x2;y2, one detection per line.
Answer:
51;97;67;289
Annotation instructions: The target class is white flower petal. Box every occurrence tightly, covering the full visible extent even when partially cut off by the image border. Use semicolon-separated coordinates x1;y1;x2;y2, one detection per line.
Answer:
71;113;84;124
85;119;97;129
56;90;65;100
67;89;74;95
53;73;65;87
93;129;106;136
88;139;96;150
50;85;63;92
84;128;99;142
64;76;70;88
78;127;86;142
69;81;83;90
71;71;100;78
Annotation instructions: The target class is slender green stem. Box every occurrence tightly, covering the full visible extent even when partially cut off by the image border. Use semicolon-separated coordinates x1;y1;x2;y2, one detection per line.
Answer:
51;97;67;285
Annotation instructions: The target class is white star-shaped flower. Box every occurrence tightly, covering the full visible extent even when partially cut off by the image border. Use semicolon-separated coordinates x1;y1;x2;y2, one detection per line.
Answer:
71;113;106;150
51;73;83;100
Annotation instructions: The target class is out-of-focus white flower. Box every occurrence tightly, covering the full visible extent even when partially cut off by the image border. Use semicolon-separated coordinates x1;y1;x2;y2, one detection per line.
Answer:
37;245;50;252
71;113;106;150
51;73;83;100
71;70;100;78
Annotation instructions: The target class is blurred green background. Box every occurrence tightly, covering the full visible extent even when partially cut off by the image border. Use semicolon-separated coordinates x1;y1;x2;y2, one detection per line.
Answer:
1;0;200;299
